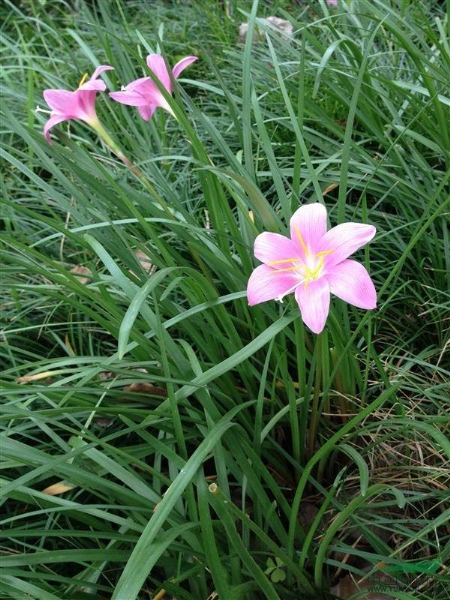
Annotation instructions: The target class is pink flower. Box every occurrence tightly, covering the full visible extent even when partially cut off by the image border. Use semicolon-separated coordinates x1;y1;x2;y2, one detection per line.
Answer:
109;53;197;121
327;0;338;6
247;203;377;334
43;66;114;143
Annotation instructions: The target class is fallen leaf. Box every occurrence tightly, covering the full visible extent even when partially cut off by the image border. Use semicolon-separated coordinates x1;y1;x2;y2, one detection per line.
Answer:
123;382;167;397
70;265;92;284
134;249;153;274
43;481;76;495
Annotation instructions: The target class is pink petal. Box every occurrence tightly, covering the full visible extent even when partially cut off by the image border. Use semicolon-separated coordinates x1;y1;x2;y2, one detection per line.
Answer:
320;223;376;267
290;203;328;255
131;77;168;106
89;65;114;82
247;264;299;306
124;76;154;92
146;54;171;92
253;232;300;267
109;87;153;106
76;90;98;120
295;278;330;334
43;89;79;114
110;77;168;108
172;56;198;79
43;114;70;142
79;79;107;92
326;259;377;309
137;104;156;120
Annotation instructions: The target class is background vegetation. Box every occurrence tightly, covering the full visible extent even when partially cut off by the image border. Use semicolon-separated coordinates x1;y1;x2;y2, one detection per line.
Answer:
1;0;449;598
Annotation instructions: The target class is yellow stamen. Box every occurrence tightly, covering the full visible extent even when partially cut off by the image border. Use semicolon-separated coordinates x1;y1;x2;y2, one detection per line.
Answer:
315;249;334;258
272;265;304;274
294;226;309;257
78;73;89;88
268;257;302;266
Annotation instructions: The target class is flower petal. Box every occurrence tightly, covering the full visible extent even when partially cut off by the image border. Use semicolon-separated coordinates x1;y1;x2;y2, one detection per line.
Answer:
109;85;154;106
43;114;70;142
326;259;377;309
290;203;328;255
124;76;154;92
76;90;99;120
320;223;376;266
79;79;107;92
247;264;299;306
295;278;330;334
109;90;144;106
172;56;198;79
89;65;114;82
146;54;171;91
253;232;300;267
131;77;169;109
43;90;79;114
110;76;171;109
137;104;156;121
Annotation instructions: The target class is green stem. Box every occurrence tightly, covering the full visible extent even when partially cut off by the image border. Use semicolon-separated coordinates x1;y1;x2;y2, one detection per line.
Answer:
294;319;308;465
92;119;175;218
307;332;324;459
289;363;301;471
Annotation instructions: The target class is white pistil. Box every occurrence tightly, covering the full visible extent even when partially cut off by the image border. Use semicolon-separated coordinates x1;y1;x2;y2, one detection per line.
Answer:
35;106;51;114
276;281;302;303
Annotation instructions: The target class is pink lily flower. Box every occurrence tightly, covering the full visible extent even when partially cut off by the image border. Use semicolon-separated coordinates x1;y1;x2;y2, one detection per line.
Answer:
43;66;114;143
247;203;377;334
109;53;197;121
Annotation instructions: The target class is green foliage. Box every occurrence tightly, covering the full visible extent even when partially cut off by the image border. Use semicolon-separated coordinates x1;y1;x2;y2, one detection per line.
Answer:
1;0;449;599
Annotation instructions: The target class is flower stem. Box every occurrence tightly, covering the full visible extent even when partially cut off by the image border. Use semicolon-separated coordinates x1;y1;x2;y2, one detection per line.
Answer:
92;119;175;218
308;332;325;459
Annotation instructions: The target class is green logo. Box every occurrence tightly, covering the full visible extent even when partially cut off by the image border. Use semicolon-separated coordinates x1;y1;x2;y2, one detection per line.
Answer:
379;560;441;575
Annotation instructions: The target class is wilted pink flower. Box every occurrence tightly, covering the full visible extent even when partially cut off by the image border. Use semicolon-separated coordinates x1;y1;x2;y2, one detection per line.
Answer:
247;203;377;334
43;66;114;142
109;53;197;120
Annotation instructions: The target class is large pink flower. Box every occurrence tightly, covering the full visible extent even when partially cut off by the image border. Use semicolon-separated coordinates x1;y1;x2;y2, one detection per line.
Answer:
43;66;114;142
109;53;197;121
247;203;377;334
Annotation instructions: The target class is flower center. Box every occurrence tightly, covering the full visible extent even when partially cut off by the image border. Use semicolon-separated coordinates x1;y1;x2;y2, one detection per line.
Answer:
269;254;326;283
268;228;334;302
302;256;325;284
